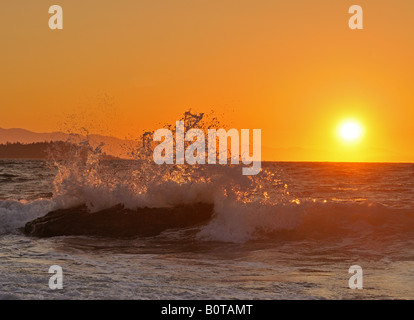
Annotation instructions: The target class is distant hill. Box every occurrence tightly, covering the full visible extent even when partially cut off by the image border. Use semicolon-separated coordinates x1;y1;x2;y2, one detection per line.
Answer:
0;141;119;160
0;128;69;144
0;127;139;159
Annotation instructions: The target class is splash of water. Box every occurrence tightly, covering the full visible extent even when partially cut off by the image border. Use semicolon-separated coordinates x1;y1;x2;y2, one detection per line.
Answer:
49;110;290;212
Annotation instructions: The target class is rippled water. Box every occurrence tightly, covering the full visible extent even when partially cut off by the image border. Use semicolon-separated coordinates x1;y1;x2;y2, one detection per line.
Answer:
0;160;413;299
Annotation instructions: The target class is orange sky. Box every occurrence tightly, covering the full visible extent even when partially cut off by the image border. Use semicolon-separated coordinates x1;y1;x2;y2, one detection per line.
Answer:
1;0;413;162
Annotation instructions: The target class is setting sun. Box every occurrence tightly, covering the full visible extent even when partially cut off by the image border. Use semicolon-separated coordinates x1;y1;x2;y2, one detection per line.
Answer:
339;121;363;142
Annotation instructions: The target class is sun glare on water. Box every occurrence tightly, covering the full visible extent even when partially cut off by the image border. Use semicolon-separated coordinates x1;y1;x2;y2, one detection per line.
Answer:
339;121;363;142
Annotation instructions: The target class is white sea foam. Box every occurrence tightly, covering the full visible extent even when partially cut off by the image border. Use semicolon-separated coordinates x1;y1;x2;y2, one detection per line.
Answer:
197;200;303;243
0;199;56;235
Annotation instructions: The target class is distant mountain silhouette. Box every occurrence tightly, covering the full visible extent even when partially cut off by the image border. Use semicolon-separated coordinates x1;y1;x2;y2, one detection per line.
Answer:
0;141;119;160
0;128;69;144
0;127;138;159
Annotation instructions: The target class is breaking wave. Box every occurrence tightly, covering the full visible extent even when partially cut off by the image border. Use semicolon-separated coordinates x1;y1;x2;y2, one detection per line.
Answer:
1;196;414;244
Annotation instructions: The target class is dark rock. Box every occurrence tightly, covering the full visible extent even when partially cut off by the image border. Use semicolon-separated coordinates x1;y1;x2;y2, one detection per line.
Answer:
24;203;214;238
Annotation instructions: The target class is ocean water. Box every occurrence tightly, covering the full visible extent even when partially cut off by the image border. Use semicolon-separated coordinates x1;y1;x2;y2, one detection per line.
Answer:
0;159;413;299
